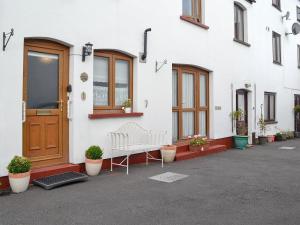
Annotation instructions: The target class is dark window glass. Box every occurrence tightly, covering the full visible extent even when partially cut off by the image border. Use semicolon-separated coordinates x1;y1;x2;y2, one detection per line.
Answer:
272;32;281;64
264;92;276;122
272;0;281;10
298;45;300;68
27;51;59;109
234;4;245;41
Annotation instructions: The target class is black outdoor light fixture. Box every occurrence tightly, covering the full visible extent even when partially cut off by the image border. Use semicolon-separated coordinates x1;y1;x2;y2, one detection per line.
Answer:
82;42;93;62
2;28;14;51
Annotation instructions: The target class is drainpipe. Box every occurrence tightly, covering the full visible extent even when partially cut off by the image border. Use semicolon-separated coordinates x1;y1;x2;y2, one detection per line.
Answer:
141;28;152;61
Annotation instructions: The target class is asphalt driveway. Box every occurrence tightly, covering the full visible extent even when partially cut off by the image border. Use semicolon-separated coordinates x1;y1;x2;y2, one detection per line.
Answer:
1;140;300;225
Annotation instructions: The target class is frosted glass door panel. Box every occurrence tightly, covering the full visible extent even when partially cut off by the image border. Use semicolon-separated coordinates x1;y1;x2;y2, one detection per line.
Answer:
182;73;194;108
183;112;194;137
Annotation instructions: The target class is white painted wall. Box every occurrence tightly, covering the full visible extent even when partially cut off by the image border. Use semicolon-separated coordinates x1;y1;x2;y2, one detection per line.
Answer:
0;0;299;176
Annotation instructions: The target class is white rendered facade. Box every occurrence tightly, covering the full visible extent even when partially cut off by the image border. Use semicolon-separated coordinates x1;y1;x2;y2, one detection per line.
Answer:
0;0;300;176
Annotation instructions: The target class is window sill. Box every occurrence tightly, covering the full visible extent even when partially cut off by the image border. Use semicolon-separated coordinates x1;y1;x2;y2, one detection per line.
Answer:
180;16;209;30
264;121;278;125
273;61;282;66
88;112;143;119
233;38;251;47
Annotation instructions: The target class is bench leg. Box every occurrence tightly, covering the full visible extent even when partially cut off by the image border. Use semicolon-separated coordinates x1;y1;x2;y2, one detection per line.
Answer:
161;151;164;168
126;155;129;175
111;157;113;172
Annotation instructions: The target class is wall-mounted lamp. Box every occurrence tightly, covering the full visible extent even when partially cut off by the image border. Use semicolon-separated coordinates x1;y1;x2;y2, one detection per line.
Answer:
281;11;290;21
82;42;93;62
2;28;14;51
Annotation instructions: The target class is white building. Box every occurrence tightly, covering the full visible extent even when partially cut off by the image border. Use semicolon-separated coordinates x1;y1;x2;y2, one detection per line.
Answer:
1;0;300;177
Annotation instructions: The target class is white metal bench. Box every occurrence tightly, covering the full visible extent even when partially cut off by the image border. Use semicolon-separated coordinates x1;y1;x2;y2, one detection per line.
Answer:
110;122;167;174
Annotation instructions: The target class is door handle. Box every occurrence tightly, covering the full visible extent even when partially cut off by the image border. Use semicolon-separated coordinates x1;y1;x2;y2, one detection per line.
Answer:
22;101;26;123
67;100;72;120
57;99;63;112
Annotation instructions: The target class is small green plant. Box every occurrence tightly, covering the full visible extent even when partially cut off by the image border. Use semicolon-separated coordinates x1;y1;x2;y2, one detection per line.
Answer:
190;137;207;147
122;99;132;108
85;146;103;160
230;109;244;121
258;117;266;136
294;105;300;113
7;156;31;174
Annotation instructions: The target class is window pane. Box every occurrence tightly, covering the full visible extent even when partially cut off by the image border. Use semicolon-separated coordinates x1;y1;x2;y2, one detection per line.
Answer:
182;0;192;16
172;70;178;107
93;56;109;106
199;75;206;107
270;95;275;120
115;60;129;106
172;112;179;142
298;45;300;67
199;111;207;136
272;35;276;62
182;73;194;108
234;5;244;41
193;0;200;17
183;112;194;137
264;94;269;121
27;51;59;109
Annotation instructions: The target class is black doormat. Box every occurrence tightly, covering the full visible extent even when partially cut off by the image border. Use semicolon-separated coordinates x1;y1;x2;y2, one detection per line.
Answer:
33;172;88;190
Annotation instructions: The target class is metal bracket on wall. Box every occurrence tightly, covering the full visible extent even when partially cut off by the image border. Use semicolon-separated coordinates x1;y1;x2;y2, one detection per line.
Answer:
155;60;167;72
2;28;14;51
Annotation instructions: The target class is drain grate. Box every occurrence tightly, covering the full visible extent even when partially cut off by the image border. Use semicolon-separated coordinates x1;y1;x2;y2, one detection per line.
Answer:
33;172;88;190
279;146;296;150
149;172;189;183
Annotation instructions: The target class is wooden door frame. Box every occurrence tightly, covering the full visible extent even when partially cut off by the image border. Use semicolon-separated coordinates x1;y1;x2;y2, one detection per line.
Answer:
172;64;210;140
294;94;300;132
23;39;69;168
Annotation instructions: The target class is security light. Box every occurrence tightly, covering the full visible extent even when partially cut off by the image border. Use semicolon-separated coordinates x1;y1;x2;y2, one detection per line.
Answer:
82;42;93;62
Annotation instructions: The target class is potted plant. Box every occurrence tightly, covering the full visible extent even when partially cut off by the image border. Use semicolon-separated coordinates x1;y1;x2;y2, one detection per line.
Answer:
122;99;132;113
294;106;300;138
258;117;268;145
275;132;283;141
85;145;103;176
281;131;287;141
189;137;209;151
267;135;274;143
231;109;248;150
160;145;177;163
7;156;31;193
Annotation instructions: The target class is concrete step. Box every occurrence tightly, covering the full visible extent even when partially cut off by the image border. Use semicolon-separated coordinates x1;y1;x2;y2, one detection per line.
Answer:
30;164;81;182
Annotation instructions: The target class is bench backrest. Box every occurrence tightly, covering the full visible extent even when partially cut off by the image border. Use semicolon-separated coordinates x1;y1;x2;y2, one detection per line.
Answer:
110;122;167;150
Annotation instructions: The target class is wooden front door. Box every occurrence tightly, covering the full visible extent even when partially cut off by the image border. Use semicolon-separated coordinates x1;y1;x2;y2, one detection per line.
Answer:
23;40;69;168
295;95;300;132
236;89;248;135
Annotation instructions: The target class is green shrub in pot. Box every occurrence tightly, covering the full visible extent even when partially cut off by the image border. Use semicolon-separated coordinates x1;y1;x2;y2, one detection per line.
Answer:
85;146;103;176
7;156;31;193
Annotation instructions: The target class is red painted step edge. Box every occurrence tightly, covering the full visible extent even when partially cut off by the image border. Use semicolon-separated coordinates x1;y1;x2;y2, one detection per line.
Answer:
175;145;227;161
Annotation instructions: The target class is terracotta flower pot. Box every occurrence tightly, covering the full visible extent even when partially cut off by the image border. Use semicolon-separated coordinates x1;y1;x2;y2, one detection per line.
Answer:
160;145;176;163
85;158;103;176
8;171;31;193
267;135;274;143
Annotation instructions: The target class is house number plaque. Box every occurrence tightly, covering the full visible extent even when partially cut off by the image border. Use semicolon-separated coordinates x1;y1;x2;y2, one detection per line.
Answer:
80;72;88;82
